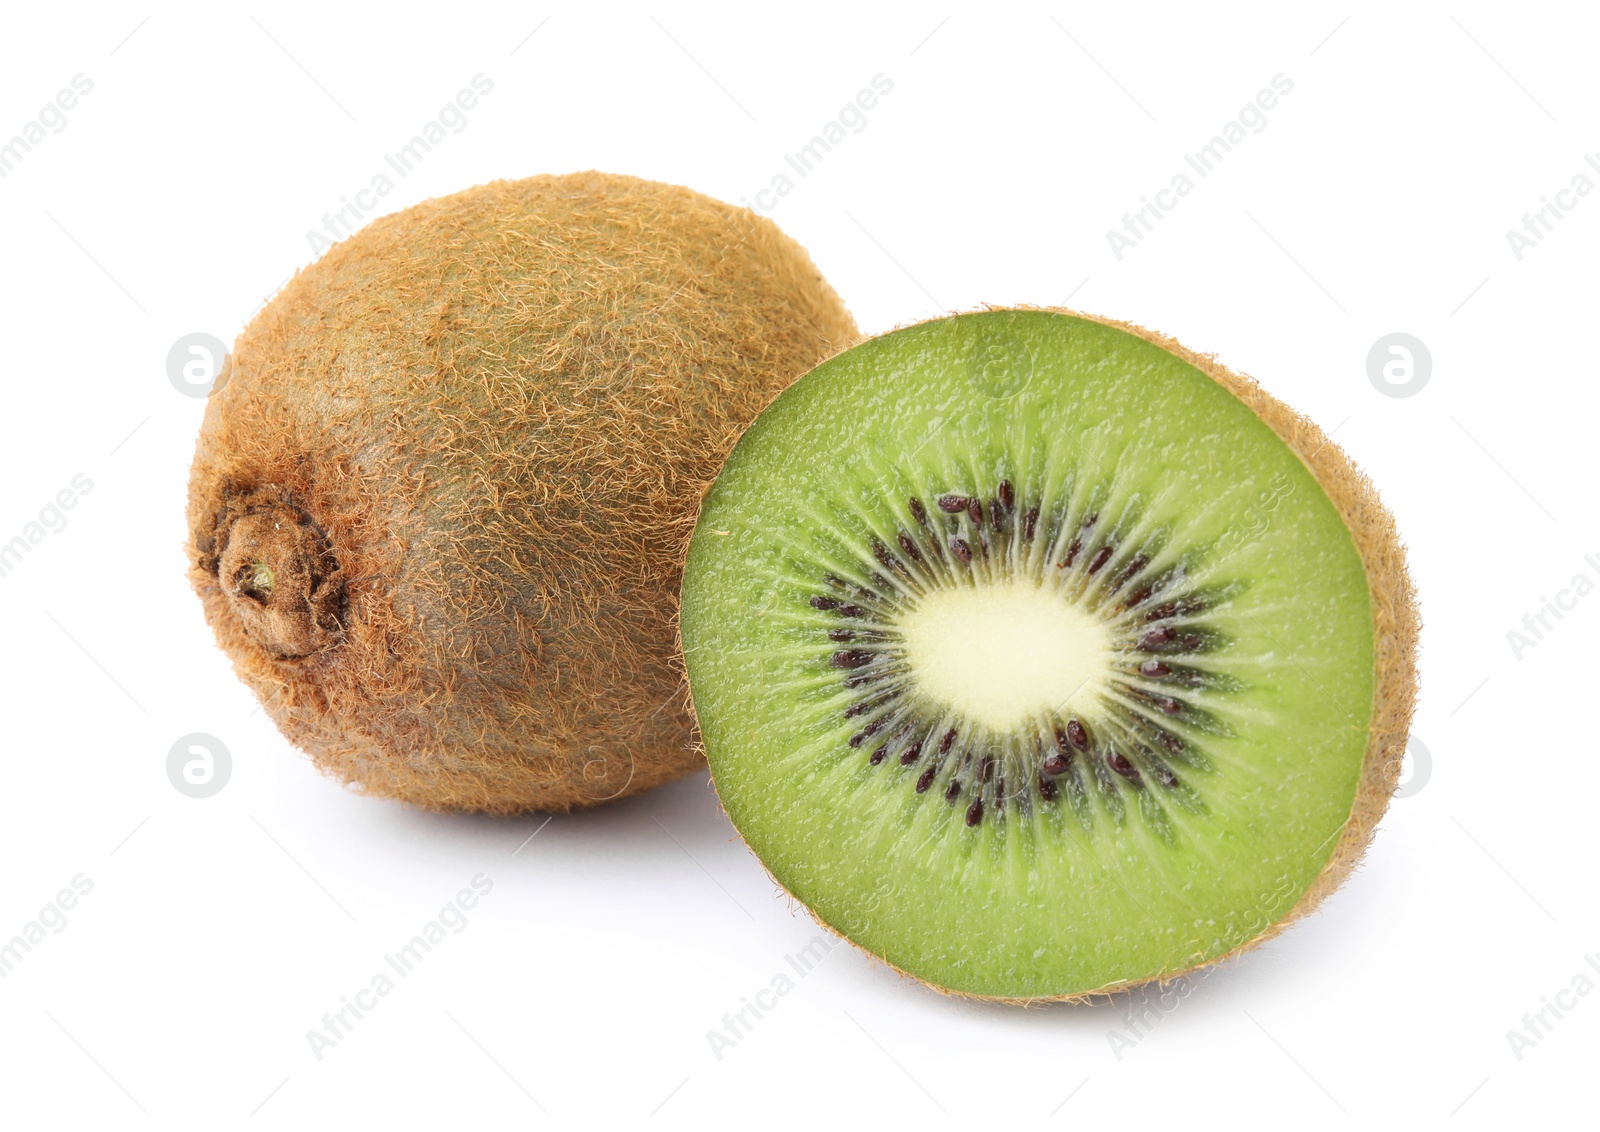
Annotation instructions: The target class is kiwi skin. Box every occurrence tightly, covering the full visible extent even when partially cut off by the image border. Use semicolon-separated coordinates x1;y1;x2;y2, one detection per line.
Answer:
187;172;859;814
696;307;1420;1003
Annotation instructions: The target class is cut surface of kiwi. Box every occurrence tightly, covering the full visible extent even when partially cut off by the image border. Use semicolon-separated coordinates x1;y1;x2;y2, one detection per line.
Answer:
680;309;1417;1000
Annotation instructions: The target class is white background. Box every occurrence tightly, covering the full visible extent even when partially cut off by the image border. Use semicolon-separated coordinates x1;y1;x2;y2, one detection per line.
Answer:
0;2;1590;1127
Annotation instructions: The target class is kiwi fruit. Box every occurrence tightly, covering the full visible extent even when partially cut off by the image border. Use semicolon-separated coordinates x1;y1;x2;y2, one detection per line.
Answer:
186;172;858;813
679;308;1418;1000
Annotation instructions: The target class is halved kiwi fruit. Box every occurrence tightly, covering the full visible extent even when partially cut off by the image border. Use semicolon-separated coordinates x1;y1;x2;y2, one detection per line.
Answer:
680;308;1418;1000
187;172;857;813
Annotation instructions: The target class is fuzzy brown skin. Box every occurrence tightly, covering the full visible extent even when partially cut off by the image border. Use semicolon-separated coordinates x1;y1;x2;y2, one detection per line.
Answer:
188;172;859;813
705;307;1420;1003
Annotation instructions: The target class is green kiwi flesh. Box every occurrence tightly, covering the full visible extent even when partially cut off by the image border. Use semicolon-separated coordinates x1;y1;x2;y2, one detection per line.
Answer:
680;309;1415;1000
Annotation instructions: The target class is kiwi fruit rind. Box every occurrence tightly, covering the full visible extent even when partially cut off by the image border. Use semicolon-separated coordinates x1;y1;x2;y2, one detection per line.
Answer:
680;308;1419;1000
186;172;858;813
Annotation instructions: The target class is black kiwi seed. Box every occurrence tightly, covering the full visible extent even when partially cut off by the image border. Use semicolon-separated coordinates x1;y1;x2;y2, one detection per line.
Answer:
1115;554;1149;588
1023;507;1039;541
909;497;928;525
811;595;839;611
949;537;972;564
1107;750;1140;780
1140;627;1175;650
938;494;968;513
832;649;875;668
965;799;984;826
873;540;909;577
1087;546;1113;574
998;480;1015;512
1066;719;1089;751
843;671;888;688
967;498;983;525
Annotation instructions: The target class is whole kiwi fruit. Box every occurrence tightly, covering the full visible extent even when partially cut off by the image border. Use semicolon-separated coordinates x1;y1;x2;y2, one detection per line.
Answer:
187;171;858;813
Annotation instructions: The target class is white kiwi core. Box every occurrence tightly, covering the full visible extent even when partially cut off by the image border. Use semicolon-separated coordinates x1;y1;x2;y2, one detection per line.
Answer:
898;580;1115;732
